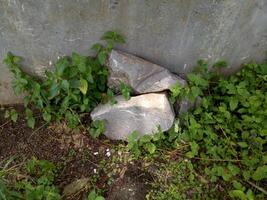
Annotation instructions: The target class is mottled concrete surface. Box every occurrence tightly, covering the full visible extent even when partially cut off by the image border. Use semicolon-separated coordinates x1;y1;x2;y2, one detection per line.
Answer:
0;0;267;104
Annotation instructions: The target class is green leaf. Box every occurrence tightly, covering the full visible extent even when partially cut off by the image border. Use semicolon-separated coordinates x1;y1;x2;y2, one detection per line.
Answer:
91;43;103;53
48;83;59;99
252;165;267;181
98;51;107;65
79;79;88;95
128;131;139;143
95;197;105;200
89;120;105;139
212;60;228;68
43;112;52;123
229;190;247;200
61;80;69;91
187;74;209;87
72;52;87;73
101;31;125;43
229;98;238;111
107;89;117;105
65;111;80;129
140;135;152;144
169;82;182;103
186;141;199;158
120;82;132;100
10;109;18;122
144;143;156;154
55;56;69;76
4;110;10;119
238;142;248;148
246;189;254;200
190;86;202;99
87;190;97;200
27;117;35;129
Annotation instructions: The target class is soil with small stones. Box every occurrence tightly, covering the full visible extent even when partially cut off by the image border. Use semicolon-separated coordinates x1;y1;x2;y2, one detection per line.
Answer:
0;105;149;200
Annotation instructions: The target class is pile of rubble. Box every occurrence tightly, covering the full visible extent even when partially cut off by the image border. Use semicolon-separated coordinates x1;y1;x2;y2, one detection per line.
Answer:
91;50;197;140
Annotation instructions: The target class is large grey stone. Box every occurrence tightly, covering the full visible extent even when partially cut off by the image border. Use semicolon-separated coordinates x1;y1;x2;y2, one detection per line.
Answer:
91;93;175;141
108;50;186;94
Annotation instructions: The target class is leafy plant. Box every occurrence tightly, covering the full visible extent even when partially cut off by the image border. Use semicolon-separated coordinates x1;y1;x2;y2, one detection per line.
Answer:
4;31;125;129
15;158;60;200
147;159;224;200
87;189;105;200
119;82;132;100
4;108;18;122
169;82;182;104
0;157;60;200
89;120;105;139
106;89;117;105
168;60;267;199
127;127;166;157
128;60;266;199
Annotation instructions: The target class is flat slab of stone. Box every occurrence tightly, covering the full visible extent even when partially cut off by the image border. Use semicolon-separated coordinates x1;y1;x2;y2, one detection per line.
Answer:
108;50;186;94
91;93;175;141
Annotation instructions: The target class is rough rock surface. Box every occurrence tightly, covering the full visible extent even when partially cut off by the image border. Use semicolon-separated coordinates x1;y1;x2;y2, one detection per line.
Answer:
107;176;149;200
91;93;175;141
108;50;186;94
175;97;202;115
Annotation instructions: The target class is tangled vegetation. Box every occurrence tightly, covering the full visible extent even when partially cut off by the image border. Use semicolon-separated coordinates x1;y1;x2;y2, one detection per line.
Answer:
3;31;125;130
129;60;267;199
2;31;267;199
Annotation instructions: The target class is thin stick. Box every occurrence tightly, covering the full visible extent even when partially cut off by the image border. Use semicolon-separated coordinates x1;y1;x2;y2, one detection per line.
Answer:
174;152;241;162
28;122;48;139
245;180;267;195
0;120;11;128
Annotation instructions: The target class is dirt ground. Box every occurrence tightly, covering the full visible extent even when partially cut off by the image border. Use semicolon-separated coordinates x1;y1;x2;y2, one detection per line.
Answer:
0;105;150;200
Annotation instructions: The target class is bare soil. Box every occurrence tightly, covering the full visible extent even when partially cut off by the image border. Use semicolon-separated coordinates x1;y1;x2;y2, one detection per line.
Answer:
0;105;146;199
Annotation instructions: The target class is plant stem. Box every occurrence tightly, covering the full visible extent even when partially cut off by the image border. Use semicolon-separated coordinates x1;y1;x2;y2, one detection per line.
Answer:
245;180;267;195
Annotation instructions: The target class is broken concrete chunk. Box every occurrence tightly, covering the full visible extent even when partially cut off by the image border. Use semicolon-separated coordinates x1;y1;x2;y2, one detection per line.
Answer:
91;93;175;141
108;50;186;94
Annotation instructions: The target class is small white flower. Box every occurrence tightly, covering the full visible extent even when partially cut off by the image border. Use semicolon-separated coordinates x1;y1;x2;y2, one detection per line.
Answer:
49;61;52;66
57;56;61;59
93;168;97;174
93;152;99;155
106;151;111;157
106;148;110;152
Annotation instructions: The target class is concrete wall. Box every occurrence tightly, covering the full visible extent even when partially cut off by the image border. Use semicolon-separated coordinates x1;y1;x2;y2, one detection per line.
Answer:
1;0;267;104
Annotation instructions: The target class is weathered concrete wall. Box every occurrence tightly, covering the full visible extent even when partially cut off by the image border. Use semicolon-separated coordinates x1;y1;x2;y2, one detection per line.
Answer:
0;0;267;104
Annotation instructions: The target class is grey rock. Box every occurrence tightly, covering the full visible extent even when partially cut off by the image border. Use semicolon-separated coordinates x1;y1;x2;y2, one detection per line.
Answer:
107;176;149;200
175;97;202;115
91;93;175;141
63;178;90;197
108;50;186;94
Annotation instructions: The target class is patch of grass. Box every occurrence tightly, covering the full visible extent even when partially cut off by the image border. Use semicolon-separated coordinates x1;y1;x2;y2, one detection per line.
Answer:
146;159;227;200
